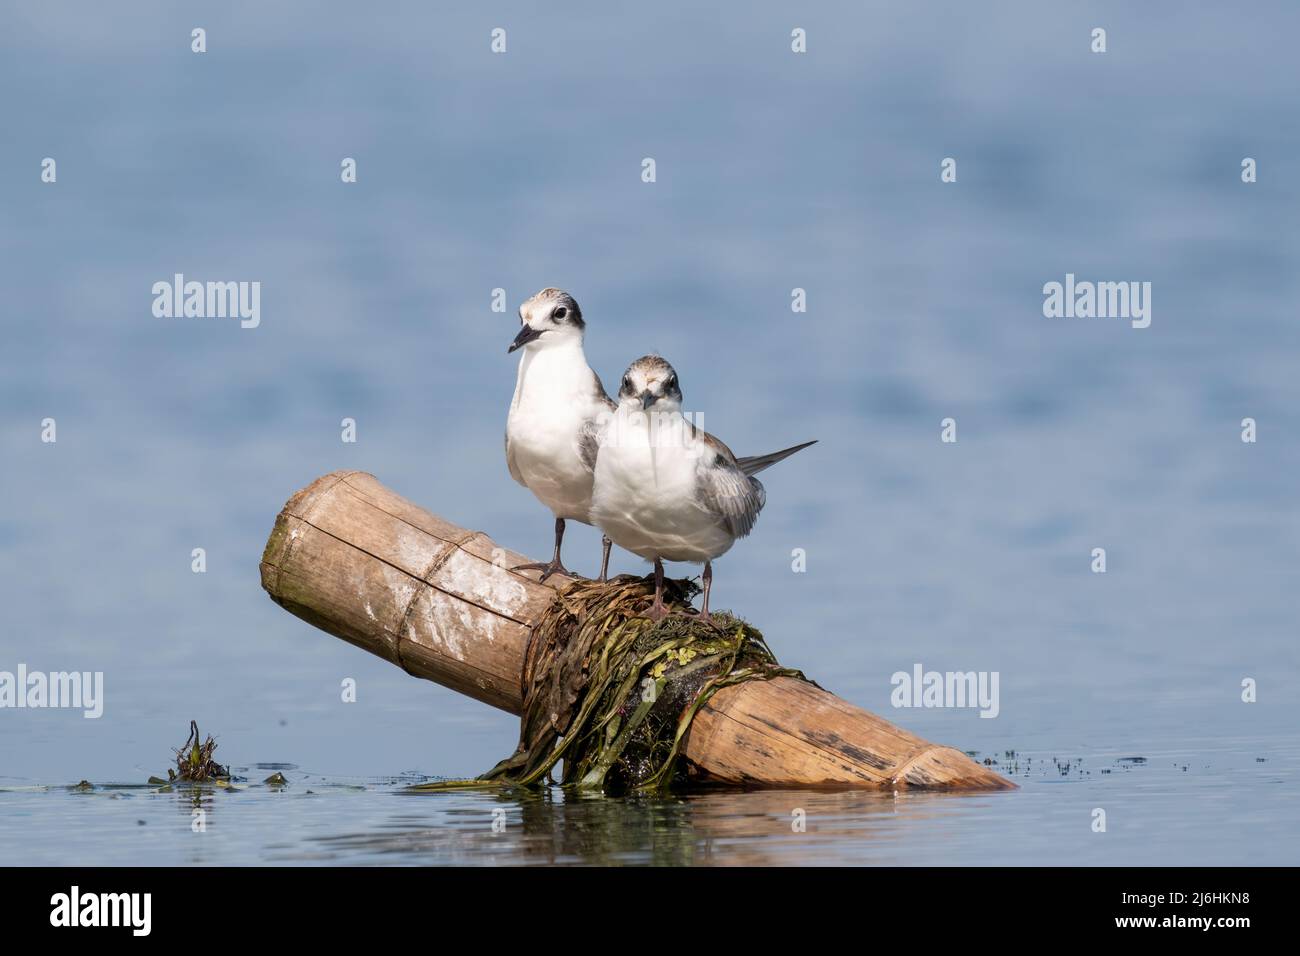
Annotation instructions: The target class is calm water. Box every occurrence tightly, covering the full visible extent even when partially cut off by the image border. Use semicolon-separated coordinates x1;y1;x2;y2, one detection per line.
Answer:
2;2;1298;865
3;705;1295;865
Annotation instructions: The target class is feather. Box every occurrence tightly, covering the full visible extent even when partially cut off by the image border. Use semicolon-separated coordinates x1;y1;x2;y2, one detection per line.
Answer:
694;449;766;539
735;439;817;477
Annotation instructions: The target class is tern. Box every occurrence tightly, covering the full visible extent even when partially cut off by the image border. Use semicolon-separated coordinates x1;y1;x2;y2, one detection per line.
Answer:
590;355;815;622
505;288;614;582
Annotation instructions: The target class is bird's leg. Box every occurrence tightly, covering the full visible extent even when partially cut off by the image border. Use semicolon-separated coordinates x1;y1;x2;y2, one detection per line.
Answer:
510;517;574;582
698;560;713;625
598;535;612;584
645;558;668;621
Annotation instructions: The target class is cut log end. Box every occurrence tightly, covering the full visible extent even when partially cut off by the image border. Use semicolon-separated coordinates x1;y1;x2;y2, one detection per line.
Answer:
892;746;1016;791
260;470;1016;792
685;677;1014;791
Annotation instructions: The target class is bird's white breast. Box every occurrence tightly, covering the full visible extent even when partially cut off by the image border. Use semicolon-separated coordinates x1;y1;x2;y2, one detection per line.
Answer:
591;410;734;565
506;344;604;522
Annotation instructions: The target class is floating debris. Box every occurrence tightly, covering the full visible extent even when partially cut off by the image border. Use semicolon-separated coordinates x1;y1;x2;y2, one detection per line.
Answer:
168;720;229;782
264;772;288;786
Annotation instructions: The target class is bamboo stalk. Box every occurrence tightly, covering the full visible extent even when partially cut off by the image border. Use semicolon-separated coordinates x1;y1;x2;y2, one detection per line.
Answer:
260;470;1014;791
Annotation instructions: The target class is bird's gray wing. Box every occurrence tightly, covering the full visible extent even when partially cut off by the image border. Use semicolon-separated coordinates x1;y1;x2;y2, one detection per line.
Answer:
577;373;618;472
577;417;601;473
735;439;817;477
591;369;616;410
694;432;766;539
505;429;525;485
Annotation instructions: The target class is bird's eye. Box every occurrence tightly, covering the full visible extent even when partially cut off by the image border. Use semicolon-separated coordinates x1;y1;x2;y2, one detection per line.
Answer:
554;307;567;320
621;376;632;392
667;375;677;389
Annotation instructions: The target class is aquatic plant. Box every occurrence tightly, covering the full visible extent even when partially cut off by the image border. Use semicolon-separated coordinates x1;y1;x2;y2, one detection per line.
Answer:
169;720;229;782
412;576;807;794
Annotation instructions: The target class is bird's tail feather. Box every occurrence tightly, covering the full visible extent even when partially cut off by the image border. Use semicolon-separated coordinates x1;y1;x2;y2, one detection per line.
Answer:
736;439;817;476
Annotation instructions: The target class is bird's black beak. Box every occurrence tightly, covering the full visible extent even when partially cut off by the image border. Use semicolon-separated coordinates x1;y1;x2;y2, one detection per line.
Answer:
508;325;544;353
639;390;656;410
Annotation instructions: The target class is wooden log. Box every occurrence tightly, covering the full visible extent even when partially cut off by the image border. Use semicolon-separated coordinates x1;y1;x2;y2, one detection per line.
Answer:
260;471;1015;791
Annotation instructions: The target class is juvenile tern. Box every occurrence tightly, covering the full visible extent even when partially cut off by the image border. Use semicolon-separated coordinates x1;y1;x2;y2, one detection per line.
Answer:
590;355;815;622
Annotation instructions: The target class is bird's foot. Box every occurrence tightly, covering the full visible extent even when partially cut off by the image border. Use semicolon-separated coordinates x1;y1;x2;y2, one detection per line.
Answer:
644;602;705;623
644;599;674;622
510;559;573;583
683;607;723;628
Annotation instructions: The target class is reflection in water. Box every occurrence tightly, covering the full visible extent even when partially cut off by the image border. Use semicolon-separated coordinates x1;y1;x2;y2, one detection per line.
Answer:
3;740;1296;865
310;786;997;866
